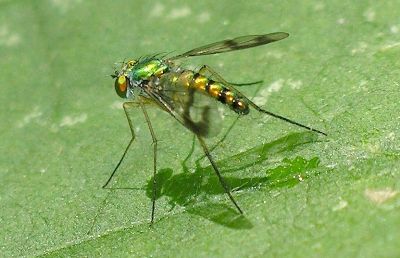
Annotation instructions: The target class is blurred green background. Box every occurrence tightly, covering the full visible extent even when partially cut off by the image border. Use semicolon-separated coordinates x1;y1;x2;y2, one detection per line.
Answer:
1;0;399;257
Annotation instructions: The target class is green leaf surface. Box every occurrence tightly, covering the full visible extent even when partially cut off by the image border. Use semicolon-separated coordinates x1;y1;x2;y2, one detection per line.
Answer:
1;1;399;257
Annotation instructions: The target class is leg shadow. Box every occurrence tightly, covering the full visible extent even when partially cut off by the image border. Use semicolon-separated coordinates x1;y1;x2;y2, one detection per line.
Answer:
145;131;323;229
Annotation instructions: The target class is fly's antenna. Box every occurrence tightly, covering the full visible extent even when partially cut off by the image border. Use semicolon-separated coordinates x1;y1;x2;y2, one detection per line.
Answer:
113;60;126;69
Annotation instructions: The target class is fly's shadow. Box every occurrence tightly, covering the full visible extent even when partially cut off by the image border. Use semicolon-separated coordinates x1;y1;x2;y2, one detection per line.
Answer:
88;131;323;233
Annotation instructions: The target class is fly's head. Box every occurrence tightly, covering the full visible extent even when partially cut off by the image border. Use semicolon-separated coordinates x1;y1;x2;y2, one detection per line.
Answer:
112;60;138;99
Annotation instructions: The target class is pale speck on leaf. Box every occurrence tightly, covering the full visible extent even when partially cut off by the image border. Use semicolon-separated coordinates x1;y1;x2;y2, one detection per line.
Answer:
150;2;165;17
332;200;348;211
287;79;303;90
386;132;395;141
60;113;88;127
390;25;399;34
50;0;82;13
313;2;325;11
363;8;376;22
168;7;191;19
351;42;368;55
0;25;21;47
359;80;368;87
110;101;124;110
253;79;285;106
380;42;400;52
16;106;43;128
265;51;284;59
197;12;210;23
326;163;337;169
337;18;346;25
217;107;225;120
365;188;398;205
222;20;230;26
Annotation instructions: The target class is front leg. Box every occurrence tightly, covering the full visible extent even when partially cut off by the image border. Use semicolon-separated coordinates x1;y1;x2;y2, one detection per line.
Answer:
102;102;139;188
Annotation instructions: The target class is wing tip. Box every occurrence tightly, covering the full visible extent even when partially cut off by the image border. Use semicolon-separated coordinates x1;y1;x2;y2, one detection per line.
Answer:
271;32;289;41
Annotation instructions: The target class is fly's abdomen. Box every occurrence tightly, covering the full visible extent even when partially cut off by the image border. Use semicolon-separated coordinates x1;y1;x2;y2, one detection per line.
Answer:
161;70;250;115
191;72;250;115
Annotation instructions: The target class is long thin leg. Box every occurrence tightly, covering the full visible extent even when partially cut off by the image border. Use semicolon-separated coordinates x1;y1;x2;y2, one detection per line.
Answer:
182;135;196;173
197;135;243;214
89;102;137;234
102;102;137;188
198;65;327;136
139;103;158;225
229;80;263;86
196;115;241;162
195;74;263;158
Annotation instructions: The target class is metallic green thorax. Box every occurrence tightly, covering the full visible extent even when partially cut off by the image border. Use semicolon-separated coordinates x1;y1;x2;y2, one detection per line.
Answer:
129;59;168;81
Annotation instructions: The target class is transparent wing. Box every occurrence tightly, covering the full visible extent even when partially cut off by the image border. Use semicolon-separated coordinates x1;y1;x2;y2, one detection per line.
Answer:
170;32;288;60
143;74;227;138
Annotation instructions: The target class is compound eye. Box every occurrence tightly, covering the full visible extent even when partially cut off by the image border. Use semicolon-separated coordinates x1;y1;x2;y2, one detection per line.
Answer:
115;76;129;98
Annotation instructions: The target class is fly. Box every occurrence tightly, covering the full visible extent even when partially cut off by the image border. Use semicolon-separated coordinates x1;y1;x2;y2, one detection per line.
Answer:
104;32;326;224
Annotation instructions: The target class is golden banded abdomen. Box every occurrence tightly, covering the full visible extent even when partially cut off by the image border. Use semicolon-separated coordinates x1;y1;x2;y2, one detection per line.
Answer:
170;70;250;115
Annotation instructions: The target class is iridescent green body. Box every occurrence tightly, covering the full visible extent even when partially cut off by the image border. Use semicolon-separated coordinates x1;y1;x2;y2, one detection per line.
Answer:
122;58;250;115
130;59;168;81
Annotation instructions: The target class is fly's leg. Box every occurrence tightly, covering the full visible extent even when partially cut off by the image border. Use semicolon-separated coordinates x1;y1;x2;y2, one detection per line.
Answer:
197;135;243;214
182;135;196;173
196;68;263;156
139;102;159;225
195;115;240;163
198;65;327;136
103;102;138;188
199;65;263;86
91;100;158;234
229;80;263;86
89;102;138;235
